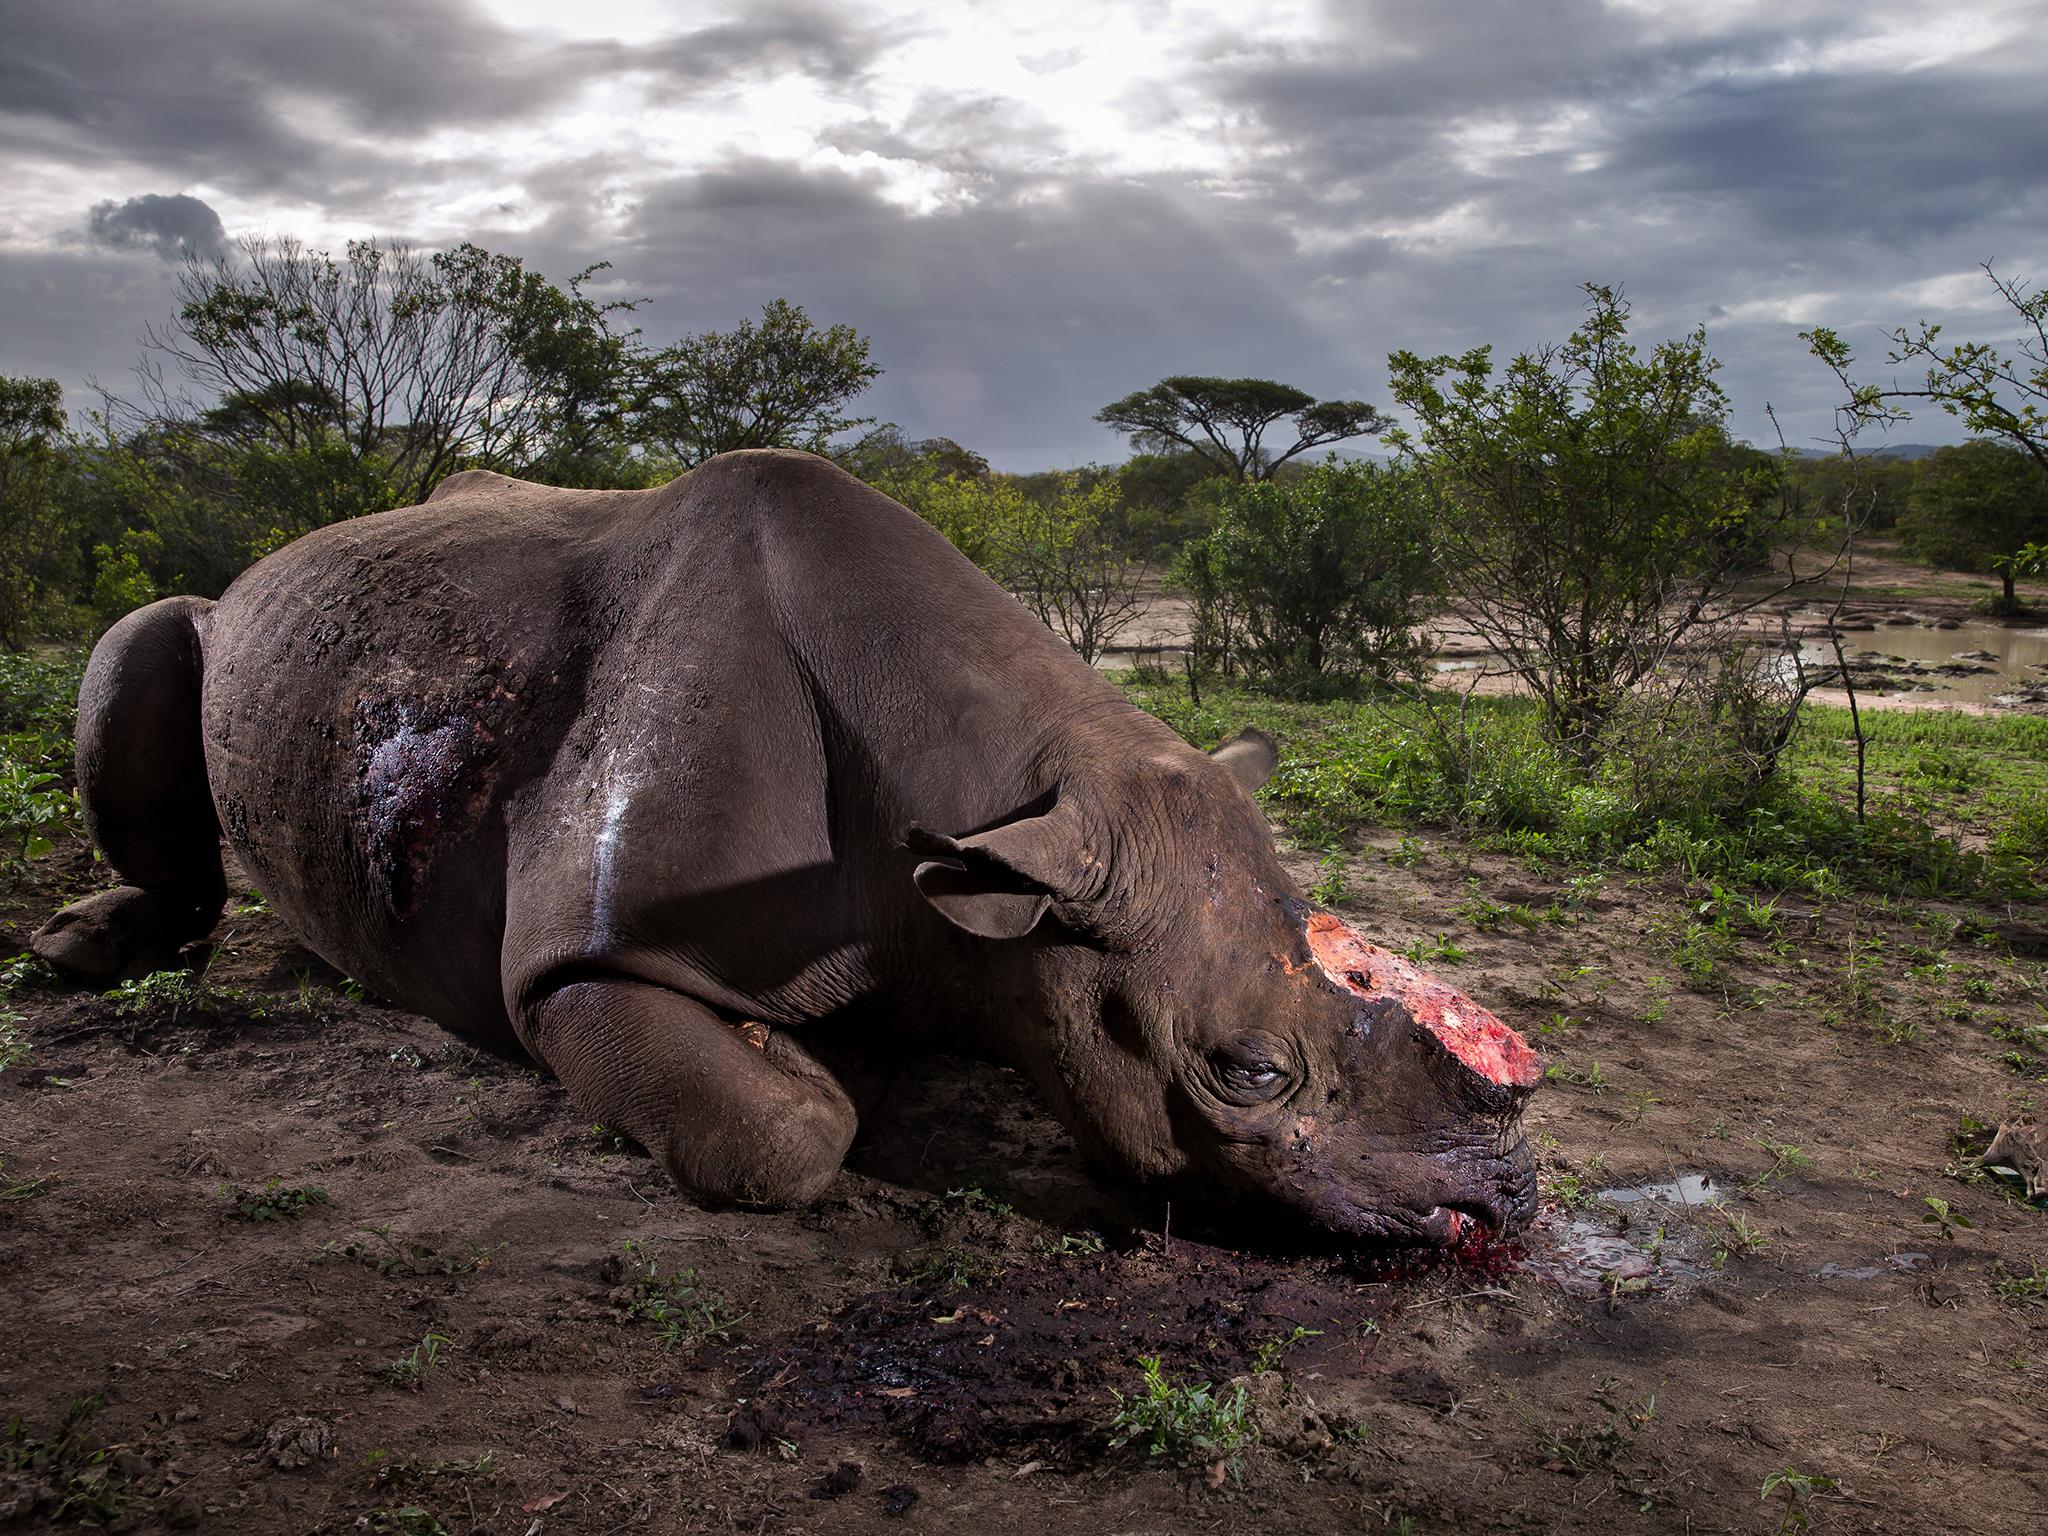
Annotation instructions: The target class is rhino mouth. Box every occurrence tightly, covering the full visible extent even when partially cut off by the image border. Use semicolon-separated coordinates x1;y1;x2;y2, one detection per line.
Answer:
1284;1131;1538;1249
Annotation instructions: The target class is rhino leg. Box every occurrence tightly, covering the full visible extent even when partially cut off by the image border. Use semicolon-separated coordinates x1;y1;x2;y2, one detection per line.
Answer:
521;978;858;1206
33;597;226;984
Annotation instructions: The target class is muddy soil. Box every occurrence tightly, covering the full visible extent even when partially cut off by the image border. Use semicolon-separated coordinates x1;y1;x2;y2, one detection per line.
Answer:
3;837;2046;1535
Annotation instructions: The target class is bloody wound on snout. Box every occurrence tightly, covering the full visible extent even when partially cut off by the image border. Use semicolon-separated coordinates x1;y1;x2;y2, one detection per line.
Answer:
1303;911;1541;1089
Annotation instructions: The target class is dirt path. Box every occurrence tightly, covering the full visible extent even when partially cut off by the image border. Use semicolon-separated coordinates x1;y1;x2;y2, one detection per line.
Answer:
2;839;2045;1534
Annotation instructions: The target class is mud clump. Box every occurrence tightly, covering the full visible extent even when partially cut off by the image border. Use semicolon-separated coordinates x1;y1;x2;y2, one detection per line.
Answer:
260;1414;331;1470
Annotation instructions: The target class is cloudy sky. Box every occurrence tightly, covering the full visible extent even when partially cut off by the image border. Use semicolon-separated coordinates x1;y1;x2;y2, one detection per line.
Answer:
4;0;2044;469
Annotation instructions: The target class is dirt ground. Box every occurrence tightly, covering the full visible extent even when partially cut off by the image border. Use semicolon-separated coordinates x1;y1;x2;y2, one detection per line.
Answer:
3;829;2046;1535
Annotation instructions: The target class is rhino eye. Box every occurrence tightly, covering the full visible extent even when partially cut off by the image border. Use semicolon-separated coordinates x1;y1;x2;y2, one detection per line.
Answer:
1212;1043;1290;1100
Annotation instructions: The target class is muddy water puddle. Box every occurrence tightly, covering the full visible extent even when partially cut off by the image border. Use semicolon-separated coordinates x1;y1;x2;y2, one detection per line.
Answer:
1817;1251;1931;1282
1796;620;2048;704
1490;1172;1722;1300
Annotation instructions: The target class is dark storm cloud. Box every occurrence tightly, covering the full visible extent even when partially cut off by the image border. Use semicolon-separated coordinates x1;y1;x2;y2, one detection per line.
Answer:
86;193;228;261
1175;0;2046;453
0;0;894;197
3;0;2044;464
1596;68;2048;247
588;157;1366;465
0;245;181;404
629;4;901;89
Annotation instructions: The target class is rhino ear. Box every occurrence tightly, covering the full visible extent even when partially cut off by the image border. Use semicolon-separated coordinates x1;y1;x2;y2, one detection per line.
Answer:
1210;727;1278;793
906;795;1099;941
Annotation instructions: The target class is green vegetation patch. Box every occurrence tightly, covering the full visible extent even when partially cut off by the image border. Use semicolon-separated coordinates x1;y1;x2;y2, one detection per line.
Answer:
1108;1356;1253;1466
1119;675;2046;899
0;650;85;870
1;1392;132;1527
224;1178;330;1222
618;1240;746;1350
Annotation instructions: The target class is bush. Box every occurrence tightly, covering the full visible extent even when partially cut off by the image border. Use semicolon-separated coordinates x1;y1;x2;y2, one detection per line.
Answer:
1389;285;1812;763
1003;474;1146;663
867;460;1027;573
90;531;161;627
1176;459;1437;691
1895;440;2048;612
0;650;84;878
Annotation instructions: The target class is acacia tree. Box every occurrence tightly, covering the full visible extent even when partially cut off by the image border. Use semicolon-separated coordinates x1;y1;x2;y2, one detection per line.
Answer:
1388;284;1811;765
1095;376;1387;481
637;299;879;466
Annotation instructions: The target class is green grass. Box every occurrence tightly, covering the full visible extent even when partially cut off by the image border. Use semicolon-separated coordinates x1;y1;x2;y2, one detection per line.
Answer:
1117;674;2048;899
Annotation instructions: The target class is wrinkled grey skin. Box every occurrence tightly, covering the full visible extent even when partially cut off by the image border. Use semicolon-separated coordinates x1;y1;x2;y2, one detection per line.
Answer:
35;450;1535;1241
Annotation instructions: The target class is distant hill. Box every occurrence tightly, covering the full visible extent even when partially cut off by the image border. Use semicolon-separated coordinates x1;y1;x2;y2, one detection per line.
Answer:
1791;443;1945;461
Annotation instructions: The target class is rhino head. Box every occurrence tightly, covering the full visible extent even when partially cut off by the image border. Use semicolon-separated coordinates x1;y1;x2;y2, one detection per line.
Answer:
908;728;1540;1246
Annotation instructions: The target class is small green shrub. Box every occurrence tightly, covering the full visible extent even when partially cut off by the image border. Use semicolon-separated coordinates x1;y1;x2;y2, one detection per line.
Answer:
1994;1261;2048;1307
904;1244;1002;1291
382;1333;451;1391
0;649;85;738
224;1178;329;1222
0;1012;29;1074
323;1224;500;1278
1107;1356;1253;1465
619;1240;745;1349
105;969;261;1024
0;1392;131;1526
0;752;74;865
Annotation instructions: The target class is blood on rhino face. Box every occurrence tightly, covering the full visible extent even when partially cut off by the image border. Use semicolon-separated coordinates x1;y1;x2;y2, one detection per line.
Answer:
1161;897;1540;1247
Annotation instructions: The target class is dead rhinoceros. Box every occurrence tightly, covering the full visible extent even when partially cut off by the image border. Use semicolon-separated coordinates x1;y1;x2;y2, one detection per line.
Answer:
34;450;1537;1242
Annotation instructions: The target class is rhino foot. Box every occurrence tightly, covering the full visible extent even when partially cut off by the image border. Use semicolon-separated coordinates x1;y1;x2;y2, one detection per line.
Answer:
31;885;220;985
522;977;860;1208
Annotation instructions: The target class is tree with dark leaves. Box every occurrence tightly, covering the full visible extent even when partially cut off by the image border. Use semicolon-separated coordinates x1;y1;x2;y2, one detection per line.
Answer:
637;299;879;467
0;377;76;649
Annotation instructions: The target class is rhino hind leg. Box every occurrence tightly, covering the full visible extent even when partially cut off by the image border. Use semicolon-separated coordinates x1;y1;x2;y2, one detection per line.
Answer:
521;977;859;1206
33;596;226;985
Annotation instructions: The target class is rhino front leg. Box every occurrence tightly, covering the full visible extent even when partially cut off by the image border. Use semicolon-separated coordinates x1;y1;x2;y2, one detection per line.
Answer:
521;978;858;1206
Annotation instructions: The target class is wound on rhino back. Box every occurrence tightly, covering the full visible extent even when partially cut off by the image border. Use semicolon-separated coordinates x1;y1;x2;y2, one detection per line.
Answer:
1303;911;1541;1090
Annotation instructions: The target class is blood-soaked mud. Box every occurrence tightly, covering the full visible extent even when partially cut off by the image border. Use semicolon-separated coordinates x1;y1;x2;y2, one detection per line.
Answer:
2;838;2045;1534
